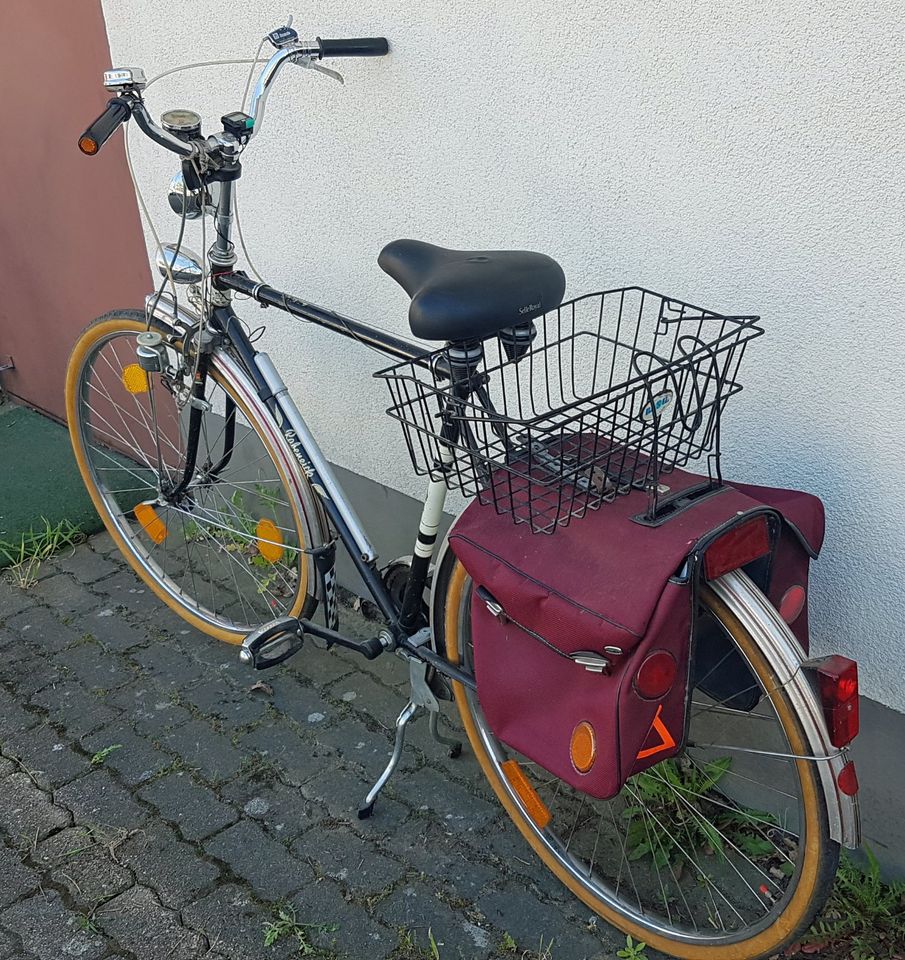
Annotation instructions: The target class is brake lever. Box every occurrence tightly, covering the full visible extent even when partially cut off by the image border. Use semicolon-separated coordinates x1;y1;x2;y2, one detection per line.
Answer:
295;55;344;85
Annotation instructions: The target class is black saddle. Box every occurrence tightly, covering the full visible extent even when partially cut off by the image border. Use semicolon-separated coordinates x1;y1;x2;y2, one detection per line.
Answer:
378;239;566;342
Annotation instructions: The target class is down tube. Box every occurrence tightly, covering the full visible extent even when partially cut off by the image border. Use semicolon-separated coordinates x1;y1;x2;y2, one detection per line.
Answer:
262;355;400;620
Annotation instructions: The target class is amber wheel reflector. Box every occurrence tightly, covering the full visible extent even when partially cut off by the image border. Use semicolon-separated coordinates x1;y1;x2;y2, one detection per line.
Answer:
256;518;284;563
134;502;168;544
121;363;149;394
501;759;551;829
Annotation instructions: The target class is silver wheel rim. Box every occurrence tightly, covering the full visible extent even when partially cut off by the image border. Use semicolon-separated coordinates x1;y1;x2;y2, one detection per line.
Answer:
73;324;320;635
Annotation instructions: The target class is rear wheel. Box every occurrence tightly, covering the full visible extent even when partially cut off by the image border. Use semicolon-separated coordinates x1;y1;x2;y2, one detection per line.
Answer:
66;311;325;643
435;554;838;960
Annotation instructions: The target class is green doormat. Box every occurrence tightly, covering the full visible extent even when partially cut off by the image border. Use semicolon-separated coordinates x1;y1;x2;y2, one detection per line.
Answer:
0;404;103;564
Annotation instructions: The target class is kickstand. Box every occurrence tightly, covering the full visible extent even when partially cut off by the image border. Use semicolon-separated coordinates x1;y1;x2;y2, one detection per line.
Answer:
429;710;462;759
358;700;420;819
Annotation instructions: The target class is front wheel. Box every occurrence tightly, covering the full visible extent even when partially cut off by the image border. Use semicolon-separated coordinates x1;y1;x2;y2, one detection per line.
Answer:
66;311;326;643
434;554;838;960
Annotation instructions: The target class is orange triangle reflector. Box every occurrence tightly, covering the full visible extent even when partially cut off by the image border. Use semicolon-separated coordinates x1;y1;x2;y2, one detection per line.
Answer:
635;705;677;761
502;759;552;829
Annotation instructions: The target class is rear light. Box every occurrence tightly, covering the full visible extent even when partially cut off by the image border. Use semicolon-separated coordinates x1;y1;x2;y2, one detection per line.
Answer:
634;650;678;699
779;584;806;624
816;655;859;747
837;760;859;796
704;516;771;580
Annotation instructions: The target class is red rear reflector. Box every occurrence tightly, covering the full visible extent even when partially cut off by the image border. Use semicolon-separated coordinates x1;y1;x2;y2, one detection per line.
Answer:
816;655;859;747
634;650;678;700
779;584;806;623
704;516;771;581
837;760;859;796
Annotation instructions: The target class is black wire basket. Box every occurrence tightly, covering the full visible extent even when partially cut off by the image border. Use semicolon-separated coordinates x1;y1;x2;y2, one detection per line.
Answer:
376;287;764;533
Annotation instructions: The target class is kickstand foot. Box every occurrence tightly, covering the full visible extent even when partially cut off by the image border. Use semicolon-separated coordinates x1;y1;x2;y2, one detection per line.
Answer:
358;700;420;818
429;710;462;758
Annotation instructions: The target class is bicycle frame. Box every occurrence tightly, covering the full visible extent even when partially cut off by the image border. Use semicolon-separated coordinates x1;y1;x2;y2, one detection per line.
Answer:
147;254;473;685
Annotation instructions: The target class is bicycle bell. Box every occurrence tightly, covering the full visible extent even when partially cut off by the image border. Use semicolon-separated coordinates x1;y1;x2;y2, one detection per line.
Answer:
135;331;168;373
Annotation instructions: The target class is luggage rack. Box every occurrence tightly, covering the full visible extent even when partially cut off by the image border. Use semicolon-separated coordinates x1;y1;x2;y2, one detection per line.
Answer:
376;287;764;533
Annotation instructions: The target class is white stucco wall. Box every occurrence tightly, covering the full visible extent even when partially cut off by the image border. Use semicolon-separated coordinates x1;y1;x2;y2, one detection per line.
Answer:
101;1;905;709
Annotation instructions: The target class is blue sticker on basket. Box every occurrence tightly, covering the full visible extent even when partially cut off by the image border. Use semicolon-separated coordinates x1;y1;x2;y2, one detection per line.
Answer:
642;390;674;421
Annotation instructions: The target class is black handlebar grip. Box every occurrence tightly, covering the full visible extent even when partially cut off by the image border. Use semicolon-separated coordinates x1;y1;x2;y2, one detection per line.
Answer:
316;37;389;58
78;96;132;155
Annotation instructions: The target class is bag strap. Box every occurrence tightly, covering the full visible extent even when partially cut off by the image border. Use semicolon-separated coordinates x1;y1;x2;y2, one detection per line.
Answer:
475;586;622;674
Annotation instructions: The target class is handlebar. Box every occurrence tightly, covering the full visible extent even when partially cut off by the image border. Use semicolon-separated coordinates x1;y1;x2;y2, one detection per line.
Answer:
78;96;132;155
79;31;390;157
317;37;388;58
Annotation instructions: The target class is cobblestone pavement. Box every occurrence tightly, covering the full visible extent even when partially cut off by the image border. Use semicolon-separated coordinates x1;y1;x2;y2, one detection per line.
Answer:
0;535;627;960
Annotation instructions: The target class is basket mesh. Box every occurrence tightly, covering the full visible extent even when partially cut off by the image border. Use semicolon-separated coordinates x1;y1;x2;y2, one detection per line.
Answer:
376;287;763;533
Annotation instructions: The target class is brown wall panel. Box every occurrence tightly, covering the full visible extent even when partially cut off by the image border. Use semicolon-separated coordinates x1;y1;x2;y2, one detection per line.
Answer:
0;0;151;420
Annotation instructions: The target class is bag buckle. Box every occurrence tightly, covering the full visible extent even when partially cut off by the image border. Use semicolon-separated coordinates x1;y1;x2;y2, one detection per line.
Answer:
571;651;612;674
477;586;510;623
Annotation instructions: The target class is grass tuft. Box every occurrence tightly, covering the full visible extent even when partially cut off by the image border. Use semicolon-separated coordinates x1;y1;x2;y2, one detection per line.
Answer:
0;517;84;588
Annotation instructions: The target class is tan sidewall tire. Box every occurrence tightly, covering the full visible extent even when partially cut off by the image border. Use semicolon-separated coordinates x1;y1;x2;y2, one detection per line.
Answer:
440;558;836;960
66;313;314;644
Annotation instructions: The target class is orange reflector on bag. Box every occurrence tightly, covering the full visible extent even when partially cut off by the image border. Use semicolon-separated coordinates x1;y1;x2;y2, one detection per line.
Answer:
635;705;677;760
501;759;551;829
122;363;149;394
134;503;167;544
256;518;284;563
570;721;597;773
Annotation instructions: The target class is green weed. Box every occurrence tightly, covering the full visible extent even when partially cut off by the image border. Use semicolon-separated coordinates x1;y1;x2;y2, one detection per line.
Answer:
616;934;647;959
262;904;336;955
0;518;84;588
90;744;123;766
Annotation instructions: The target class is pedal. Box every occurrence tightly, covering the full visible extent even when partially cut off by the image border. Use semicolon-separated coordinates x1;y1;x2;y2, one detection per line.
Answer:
238;617;304;669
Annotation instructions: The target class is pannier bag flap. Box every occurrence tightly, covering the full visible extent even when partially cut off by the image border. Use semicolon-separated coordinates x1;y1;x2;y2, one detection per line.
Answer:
449;467;824;799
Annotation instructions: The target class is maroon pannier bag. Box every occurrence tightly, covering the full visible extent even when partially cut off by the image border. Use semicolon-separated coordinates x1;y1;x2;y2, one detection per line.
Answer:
449;468;823;800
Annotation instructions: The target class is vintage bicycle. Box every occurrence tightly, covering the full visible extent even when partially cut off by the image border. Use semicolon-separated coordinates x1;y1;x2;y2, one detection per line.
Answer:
67;23;861;959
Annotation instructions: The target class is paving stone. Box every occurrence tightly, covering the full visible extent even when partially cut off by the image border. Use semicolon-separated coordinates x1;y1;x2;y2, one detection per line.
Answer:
30;682;121;737
81;726;169;787
478;881;616;959
309;712;393;772
105;684;192;736
181;884;296;960
286;645;354;687
390;821;497;902
0;687;40;739
57;546;118;584
0;649;65;699
82;610;150;652
288;877;394;959
401;766;499;835
218;777;315;843
116;822;219;909
33;826;132;903
237;719;329;788
130;644;208;692
91;571;162;618
0;772;71;847
27;574;102;619
0;580;37;621
264;673;334;729
0;723;87;790
377;884;488;960
0;925;21;960
204;819;313;901
55;769;149;831
52;645;134;694
294;826;402;894
178;676;268;728
0;841;40;907
97;885;206;960
138;773;238;841
87;532;119;556
0;890;108;960
161;719;243;782
327;674;408;732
